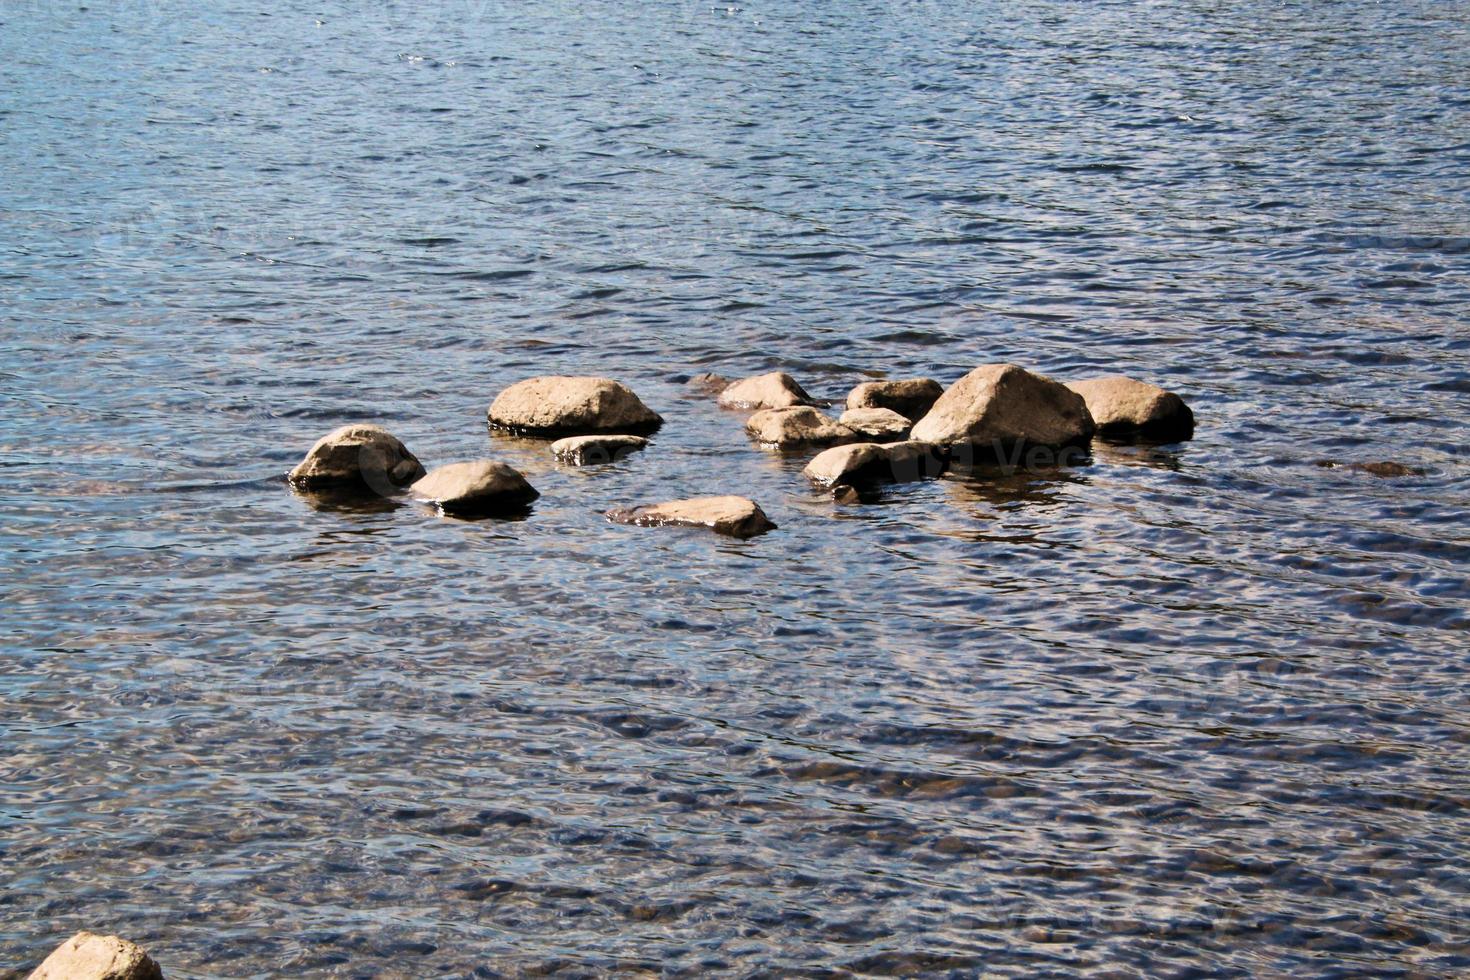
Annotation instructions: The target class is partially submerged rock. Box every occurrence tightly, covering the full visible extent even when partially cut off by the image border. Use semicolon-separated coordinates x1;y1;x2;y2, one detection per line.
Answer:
744;407;856;448
845;378;944;421
551;434;648;466
804;441;946;487
1066;375;1194;442
488;376;662;436
606;495;777;538
288;424;425;494
686;372;732;394
410;460;539;516
27;932;162;980
910;364;1094;455
716;372;816;410
837;407;911;442
1315;459;1426;478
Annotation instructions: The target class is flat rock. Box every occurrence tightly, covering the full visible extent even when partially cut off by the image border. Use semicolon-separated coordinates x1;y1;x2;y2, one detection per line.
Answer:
804;440;945;487
745;407;856;448
606;495;776;538
488;376;662;436
27;932;162;980
837;407;911;441
288;423;425;494
716;372;816;410
1066;375;1194;442
1315;459;1426;478
410;460;539;516
551;434;649;465
910;364;1094;453
845;378;944;421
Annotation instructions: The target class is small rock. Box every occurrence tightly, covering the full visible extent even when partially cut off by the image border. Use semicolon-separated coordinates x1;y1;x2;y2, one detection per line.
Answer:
288;423;425;494
910;364;1094;454
1066;375;1194;442
27;932;162;980
845;378;944;421
551;434;649;465
716;372;816;410
410;460;539;516
686;372;732;394
488;376;662;435
837;407;911;441
831;484;863;504
606;495;777;538
804;441;946;487
1315;459;1426;478
744;407;856;448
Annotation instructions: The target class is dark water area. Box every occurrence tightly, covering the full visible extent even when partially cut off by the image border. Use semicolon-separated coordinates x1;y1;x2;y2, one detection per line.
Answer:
3;0;1470;975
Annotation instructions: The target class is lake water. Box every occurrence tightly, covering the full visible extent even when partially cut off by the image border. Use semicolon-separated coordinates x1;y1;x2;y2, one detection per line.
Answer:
3;1;1469;975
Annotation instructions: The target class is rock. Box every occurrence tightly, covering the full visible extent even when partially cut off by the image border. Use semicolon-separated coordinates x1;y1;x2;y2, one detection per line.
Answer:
845;378;944;421
686;372;732;394
804;441;946;487
1065;375;1194;442
605;495;777;538
288;423;425;494
744;407;856;448
551;434;649;465
910;364;1094;455
837;407;911;441
1315;459;1426;478
487;376;662;436
716;372;816;410
410;460;539;516
27;932;162;980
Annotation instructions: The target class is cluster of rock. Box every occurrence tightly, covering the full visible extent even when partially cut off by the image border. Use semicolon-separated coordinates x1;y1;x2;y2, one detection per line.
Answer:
286;363;1197;538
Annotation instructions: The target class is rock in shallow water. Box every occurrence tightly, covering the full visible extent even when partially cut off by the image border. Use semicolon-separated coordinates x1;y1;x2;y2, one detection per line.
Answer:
27;932;162;980
744;406;855;448
837;406;911;441
910;364;1094;453
606;495;777;538
288;424;426;494
845;378;944;421
1066;375;1194;442
410;460;539;516
716;372;816;410
488;376;662;435
804;441;946;487
1315;459;1426;478
685;372;732;394
551;434;648;465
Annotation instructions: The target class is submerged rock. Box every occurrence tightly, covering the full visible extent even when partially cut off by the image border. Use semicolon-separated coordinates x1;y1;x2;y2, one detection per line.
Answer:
744;406;856;448
686;372;732;394
410;460;539;516
488;376;662;436
804;440;945;487
1315;459;1426;478
845;378;944;421
910;364;1094;455
27;932;163;980
606;495;777;538
716;372;816;410
1066;375;1194;442
551;434;649;465
288;423;425;494
837;407;911;441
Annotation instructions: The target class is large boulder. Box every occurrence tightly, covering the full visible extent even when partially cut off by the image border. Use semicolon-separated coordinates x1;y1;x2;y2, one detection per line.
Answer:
845;378;944;421
804;441;945;487
288;424;425;494
910;364;1094;454
716;372;816;410
837;407;911;442
606;495;776;538
1065;376;1194;442
487;376;662;436
744;407;855;448
551;434;648;466
410;460;539;516
27;932;162;980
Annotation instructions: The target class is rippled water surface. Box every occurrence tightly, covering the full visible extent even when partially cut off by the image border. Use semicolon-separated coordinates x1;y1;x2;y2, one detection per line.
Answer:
4;1;1470;976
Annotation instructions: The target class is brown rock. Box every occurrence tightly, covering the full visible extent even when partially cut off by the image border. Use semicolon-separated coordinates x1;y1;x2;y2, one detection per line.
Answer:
716;372;816;410
606;495;777;538
804;441;945;487
1314;460;1426;478
744;407;856;448
1066;375;1194;442
27;932;162;980
288;423;425;494
487;376;662;436
910;364;1094;453
551;434;648;465
837;407;911;441
844;378;944;421
410;460;539;516
686;372;732;393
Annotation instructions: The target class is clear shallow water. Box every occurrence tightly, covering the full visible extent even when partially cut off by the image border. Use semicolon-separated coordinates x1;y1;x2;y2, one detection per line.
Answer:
2;0;1469;975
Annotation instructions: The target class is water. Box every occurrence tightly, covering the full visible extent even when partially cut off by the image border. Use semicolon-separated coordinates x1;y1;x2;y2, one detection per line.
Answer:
3;1;1469;975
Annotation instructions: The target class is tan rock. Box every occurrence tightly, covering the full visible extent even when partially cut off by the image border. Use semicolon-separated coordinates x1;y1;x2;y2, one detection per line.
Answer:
1066;376;1194;442
744;407;856;448
27;932;162;980
487;376;662;435
910;364;1094;452
716;372;816;410
605;495;777;538
844;378;944;421
804;441;945;487
837;407;911;441
288;423;425;493
410;460;538;516
551;434;648;465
